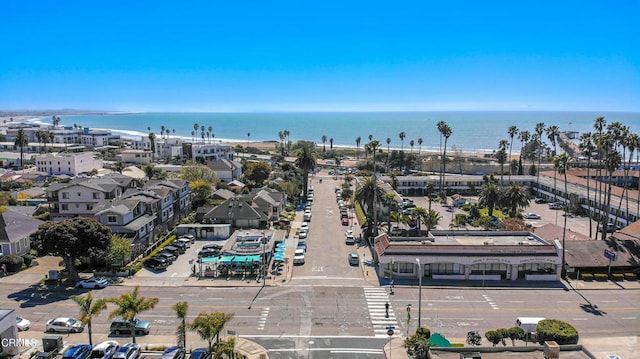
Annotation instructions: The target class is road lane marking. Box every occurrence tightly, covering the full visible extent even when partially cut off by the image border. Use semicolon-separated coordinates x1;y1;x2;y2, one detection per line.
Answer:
621;317;636;320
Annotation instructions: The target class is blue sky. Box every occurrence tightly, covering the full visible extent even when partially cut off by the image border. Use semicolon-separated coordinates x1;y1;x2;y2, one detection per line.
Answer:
1;1;638;112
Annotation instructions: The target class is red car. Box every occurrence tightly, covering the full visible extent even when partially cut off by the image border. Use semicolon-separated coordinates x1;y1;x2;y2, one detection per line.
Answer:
341;217;349;226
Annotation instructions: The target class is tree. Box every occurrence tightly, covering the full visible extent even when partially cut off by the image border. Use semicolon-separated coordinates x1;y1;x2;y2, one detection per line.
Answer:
545;125;560;201
507;125;518;181
295;144;317;198
189;312;235;354
173;301;189;348
421;209;441;232
208;126;213;143
479;182;501;217
502;183;530;217
71;292;107;346
244;161;272;186
496;141;508;187
321;135;327;152
107;235;132;269
534;122;545;189
189;180;214;207
113;161;126;174
399;131;406;151
148;132;156;162
417;137;423;154
517;130;530;175
554;152;572;275
181;164;219;184
578;132;595;238
412;207;426;232
356;176;385;238
329;137;334;150
403;333;430;359
355;136;361;159
536;319;579;345
507;326;525;346
30;217;112;280
14;128;28;169
437;122;453;196
485;330;502;346
108;286;159;344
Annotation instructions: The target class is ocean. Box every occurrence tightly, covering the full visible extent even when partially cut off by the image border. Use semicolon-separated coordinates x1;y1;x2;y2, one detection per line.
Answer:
31;111;640;154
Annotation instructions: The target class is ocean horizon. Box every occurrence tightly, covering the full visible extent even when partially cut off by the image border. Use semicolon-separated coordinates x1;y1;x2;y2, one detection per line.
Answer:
28;111;640;155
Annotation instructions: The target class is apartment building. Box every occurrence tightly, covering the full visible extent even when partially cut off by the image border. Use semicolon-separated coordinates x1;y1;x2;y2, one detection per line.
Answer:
35;152;103;176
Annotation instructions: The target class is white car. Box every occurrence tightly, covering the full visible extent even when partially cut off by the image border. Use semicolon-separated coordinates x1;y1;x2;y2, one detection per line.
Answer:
294;249;305;265
300;222;309;230
16;316;31;331
91;340;120;359
345;229;354;237
299;228;308;239
75;277;109;289
112;343;141;359
523;213;541;219
46;317;84;333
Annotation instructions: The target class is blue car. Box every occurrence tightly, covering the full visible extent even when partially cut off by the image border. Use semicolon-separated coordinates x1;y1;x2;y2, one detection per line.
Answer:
63;344;92;359
189;348;211;359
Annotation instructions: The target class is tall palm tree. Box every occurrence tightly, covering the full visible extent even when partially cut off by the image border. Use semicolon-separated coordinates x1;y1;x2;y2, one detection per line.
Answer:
411;207;426;232
554;152;571;277
193;123;199;142
355;136;361;159
507;125;518;182
160;125;166;139
356;175;385;239
517;130;530;175
545;125;560;201
479;180;500;217
437;122;453;197
626;133;640;221
278;131;285;156
108;286;159;344
535;122;545;188
166;128;170;139
409;140;415;154
385;137;391;170
329;138;334;150
398;132;406;152
321;135;327;152
295;144;317;198
172;129;176;138
208;126;213;143
417;138;423;154
71;292;107;346
497;140;509;186
200;125;205;143
579;132;595;238
593;117;607;237
602;136;622;241
148;132;156;162
283;130;291;155
173;301;189;348
189;312;234;354
14;129;28;169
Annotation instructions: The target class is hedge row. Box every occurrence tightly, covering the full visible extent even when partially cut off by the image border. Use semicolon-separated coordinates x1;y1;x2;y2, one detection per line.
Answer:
536;319;579;345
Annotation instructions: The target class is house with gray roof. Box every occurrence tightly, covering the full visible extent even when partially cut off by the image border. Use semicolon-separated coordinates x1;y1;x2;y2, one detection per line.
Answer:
202;196;269;229
0;209;44;256
207;159;242;182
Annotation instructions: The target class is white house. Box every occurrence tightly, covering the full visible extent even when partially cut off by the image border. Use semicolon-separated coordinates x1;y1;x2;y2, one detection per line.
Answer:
121;149;153;165
35;152;103;176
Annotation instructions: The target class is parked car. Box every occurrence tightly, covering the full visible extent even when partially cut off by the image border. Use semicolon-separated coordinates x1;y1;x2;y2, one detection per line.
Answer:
175;237;192;248
549;202;564;210
198;248;220;258
341;217;349;226
46;317;84;333
293;249;305;265
75;277;109;289
144;257;170;271
348;253;360;266
156;251;177;263
89;341;119;359
16;316;31;331
161;346;186;359
297;241;307;253
389;225;401;236
598;222;617;232
110;317;151;336
304;210;312;221
345;234;355;245
534;197;547;204
189;348;211;359
301;222;309;230
299;228;308;239
171;241;187;254
112;343;140;359
163;245;181;256
523;213;541;219
63;344;92;359
179;234;195;243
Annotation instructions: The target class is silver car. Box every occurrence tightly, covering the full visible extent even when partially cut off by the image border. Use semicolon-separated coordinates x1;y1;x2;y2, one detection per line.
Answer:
46;317;84;333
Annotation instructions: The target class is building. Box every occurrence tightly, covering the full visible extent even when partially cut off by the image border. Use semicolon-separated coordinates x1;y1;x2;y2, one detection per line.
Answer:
0;209;44;256
375;230;562;282
207;159;242;182
121;149;153;165
184;142;234;162
35;152;103;176
0;309;20;357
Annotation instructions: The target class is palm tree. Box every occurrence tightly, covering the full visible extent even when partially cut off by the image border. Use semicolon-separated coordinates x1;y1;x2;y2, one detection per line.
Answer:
497;140;509;186
601;135;621;241
247;132;251;153
278;131;286;156
479;180;500;217
546;125;560;202
283;130;291;155
189;312;235;354
191;130;195;143
14;129;28;169
412;207;426;233
507;125;518;182
417;138;423;154
208;126;213;143
579;132;595;238
295;144;317;198
71;292;107;346
398;132;406;152
355;136;361;159
421;209;442;232
534;122;545;188
329;138;334;150
321;135;327;152
385;137;391;170
172;129;176;138
517;130;530;175
356;175;385;239
593;117;607;237
173;301;189;348
108;286;159;344
502;183;530;217
409;140;415;154
193;123;199;142
166;128;171;139
554;153;571;277
160;125;166;139
148;132;156;162
625;133;640;222
437;122;453;197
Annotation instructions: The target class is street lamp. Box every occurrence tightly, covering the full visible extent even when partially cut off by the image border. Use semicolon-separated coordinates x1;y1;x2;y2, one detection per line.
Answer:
416;258;422;330
261;231;267;287
390;257;395;295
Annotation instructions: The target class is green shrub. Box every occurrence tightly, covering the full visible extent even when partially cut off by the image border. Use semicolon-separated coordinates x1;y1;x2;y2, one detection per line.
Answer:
22;254;34;267
416;327;430;338
485;330;502;347
580;273;593;281
536;319;579;345
624;273;637;280
0;254;24;272
610;273;624;281
594;273;608;281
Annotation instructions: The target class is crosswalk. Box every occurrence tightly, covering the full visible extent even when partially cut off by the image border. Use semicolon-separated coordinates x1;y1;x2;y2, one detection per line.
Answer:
364;287;399;338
